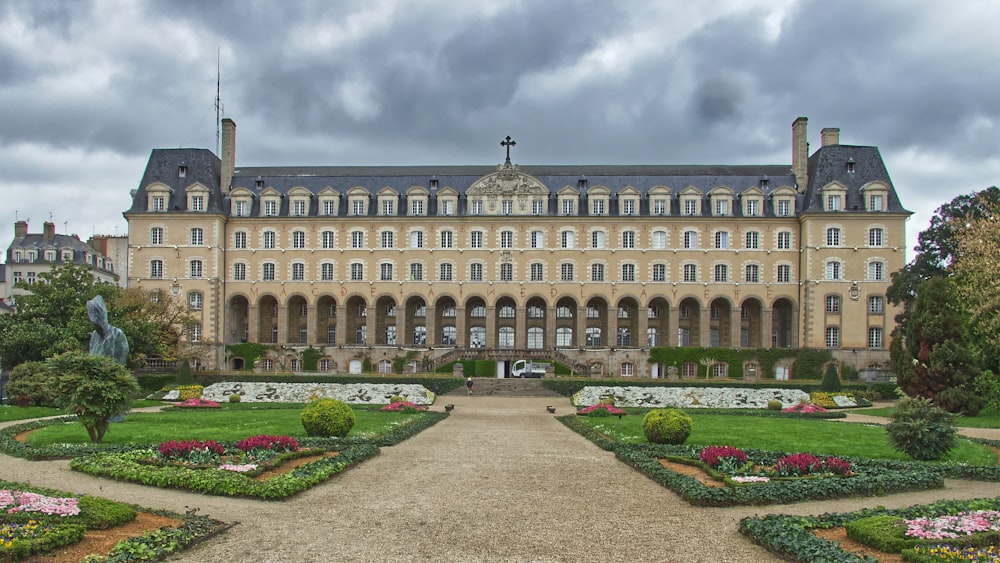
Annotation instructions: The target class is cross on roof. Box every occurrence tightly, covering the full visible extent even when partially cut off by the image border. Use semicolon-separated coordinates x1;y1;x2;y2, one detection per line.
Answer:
501;136;516;164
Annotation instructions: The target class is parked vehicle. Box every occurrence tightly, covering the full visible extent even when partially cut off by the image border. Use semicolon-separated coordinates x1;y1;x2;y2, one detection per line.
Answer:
511;360;549;378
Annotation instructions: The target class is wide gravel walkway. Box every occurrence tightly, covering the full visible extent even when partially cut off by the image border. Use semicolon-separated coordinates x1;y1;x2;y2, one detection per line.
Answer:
4;397;1000;562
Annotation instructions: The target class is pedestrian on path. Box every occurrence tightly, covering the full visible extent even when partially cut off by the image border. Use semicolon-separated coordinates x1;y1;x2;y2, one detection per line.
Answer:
466;377;474;395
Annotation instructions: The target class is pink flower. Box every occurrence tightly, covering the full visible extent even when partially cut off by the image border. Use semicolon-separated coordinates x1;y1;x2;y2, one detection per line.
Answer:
781;403;828;413
176;398;220;408
700;446;748;468
381;401;427;411
576;404;627;415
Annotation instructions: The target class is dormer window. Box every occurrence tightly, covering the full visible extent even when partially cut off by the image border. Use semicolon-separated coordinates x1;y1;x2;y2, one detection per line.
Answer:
178;166;187;178
827;195;842;211
255;179;264;189
191;195;204;211
846;159;856;173
760;177;769;188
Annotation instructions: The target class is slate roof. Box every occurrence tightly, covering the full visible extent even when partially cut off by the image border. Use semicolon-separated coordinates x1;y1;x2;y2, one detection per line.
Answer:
803;144;909;213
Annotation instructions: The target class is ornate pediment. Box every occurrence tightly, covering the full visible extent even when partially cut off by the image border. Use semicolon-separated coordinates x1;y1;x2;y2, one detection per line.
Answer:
467;162;548;197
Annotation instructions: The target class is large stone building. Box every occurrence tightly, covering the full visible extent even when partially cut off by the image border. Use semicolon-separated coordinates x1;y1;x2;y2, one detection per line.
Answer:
124;117;909;376
4;221;119;303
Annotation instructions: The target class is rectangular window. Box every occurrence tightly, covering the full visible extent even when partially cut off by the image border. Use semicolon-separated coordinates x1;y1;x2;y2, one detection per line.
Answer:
868;261;884;281
440;263;453;281
652;263;666;282
827;195;842;211
191;195;204;211
350;263;363;280
715;199;729;215
621;199;636;215
234;231;247;249
653;199;667;215
561;199;575;215
321;231;335;249
323;200;337;215
190;260;203;278
869;228;884;247
591;263;605;282
826;326;840;348
714;264;728;282
652;231;666;249
746;200;759;216
868;327;883;348
869;295;884;314
292;200;306;216
352;200;365;216
530;263;543;281
263;263;275;281
745;231;759;249
190;228;203;246
411;231;424;248
263;231;276;249
380;263;393;281
292;231;305;248
499;263;513;281
683;264;697;282
410;200;424;215
714;231;728;249
152;196;165;211
351;231;364;248
264;200;277;216
234;262;246;280
826;295;841;313
502;200;513;215
410;263;423;281
826;261;841;280
292;263;304;280
560;263;574;281
150;260;163;278
684;199;697;215
151;227;164;245
745;264;759;283
592;200;605;215
591;231;605;249
382;199;394;215
561;231;574;249
530;230;543;249
440;200;454;216
440;230;453;248
321;263;334;281
471;200;483;215
470;231;483;248
777;264;791;283
622;231;635;249
777;231;791;250
381;231;394;249
470;263;483;281
777;199;791;216
621;263;635;282
500;231;513;248
532;200;544;215
869;195;884;211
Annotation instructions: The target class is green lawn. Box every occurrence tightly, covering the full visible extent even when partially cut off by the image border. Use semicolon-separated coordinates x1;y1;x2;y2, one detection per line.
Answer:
24;404;424;445
579;412;996;465
0;405;64;422
848;406;1000;429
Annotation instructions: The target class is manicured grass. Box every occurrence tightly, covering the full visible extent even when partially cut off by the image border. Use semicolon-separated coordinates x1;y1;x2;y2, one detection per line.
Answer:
24;404;424;445
847;406;1000;429
0;405;64;422
579;412;996;465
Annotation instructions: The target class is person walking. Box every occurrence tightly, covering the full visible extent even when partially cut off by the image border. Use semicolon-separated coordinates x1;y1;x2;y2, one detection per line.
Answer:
465;377;474;396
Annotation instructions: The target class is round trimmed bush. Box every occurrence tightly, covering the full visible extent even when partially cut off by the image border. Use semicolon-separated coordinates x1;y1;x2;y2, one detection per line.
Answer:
886;396;957;460
229;394;242;403
642;409;693;444
301;398;356;437
766;399;782;411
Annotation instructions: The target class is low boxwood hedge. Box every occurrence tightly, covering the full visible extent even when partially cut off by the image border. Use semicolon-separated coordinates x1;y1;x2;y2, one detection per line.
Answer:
740;497;1000;562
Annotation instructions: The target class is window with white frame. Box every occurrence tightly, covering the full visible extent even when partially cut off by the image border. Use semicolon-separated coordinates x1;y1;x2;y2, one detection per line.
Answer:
621;199;636;215
234;231;247;249
190;228;203;246
622;231;636;249
380;231;394;249
292;262;304;280
234;262;246;280
826;227;841;246
622;263;635;281
826;194;842;211
532;200;544;215
869;295;884;314
321;263;334;281
530;230;544;248
189;323;201;343
683;263;697;282
560;263;574;281
653;263;667;282
777;231;792;249
825;326;840;348
190;260;203;278
410;199;424;215
352;199;366;216
499;263;513;281
351;231;364;248
745;231;759;249
869;327;883;348
189;291;203;310
151;227;164;245
292;200;306;216
825;261;842;280
530;263;543;281
591;263;605;282
826;295;841;313
292;231;305;249
714;199;729;216
440;263;453;281
653;199;668;215
714;231;728;249
591;231;605;249
652;230;667;249
561;198;575;215
410;263;423;281
777;199;791;216
321;231;335;249
684;199;698;215
683;230;698;249
869;227;884;247
868;194;884;211
440;199;454;216
470;263;483;281
322;199;337;215
263;231;276;249
502;200;513;215
592;199;605;215
777;264;791;283
381;199;395;215
470;231;483;248
868;260;884;281
152;195;166;212
380;263;393;281
561;230;574;249
745;199;759;216
263;200;277;216
500;230;514;248
745;264;759;283
263;262;275;280
471;200;483;215
440;230;454;248
150;259;163;278
411;230;424;248
191;195;205;211
350;263;363;280
714;264;728;282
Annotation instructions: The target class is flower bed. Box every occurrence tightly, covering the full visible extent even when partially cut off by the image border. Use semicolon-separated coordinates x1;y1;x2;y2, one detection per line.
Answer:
572;386;810;409
740;497;1000;562
810;392;872;408
0;479;225;561
199;382;434;405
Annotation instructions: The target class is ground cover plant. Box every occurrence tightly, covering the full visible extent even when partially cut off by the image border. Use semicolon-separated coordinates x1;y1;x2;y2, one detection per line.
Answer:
0;479;225;561
740;497;1000;562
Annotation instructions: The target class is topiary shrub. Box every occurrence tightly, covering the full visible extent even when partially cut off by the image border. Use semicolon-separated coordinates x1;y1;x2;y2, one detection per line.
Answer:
766;399;783;411
6;361;58;407
229;393;241;403
389;395;405;404
642;408;693;444
176;359;195;385
820;363;842;392
301;398;356;437
886;396;957;460
935;386;984;416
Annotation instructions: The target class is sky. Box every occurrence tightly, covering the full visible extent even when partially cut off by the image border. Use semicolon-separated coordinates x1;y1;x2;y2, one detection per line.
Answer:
1;0;998;261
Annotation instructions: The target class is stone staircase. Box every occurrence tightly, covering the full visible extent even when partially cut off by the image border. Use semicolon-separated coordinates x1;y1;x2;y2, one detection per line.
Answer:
446;378;565;398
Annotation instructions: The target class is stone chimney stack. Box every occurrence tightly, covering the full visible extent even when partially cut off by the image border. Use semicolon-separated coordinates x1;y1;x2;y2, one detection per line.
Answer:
14;220;27;238
221;118;236;194
821;127;840;147
792;117;809;192
43;221;56;242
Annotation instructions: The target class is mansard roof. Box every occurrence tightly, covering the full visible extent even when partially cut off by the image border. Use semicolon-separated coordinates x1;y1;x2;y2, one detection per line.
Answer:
802;144;910;214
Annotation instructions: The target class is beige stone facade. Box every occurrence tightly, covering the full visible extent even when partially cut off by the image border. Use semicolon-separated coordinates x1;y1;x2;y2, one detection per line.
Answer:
125;117;909;376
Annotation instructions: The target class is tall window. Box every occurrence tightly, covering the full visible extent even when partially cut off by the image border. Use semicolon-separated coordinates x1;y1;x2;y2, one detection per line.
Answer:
715;199;729;215
745;231;759;249
530;230;544;248
653;199;667;215
560;263;574;281
592;199;605;215
561;230;574;249
381;199;394;215
352;200;365;215
292;231;305;249
191;195;204;211
502;200;513;215
652;231;666;249
561;199;575;215
622;231;636;249
151;227;164;245
263;263;275;280
825;326;840;348
825;261;841;280
714;231;728;249
868;261;884;281
150;259;163;278
869;195;884;211
591;263;605;282
351;231;364;248
869;327;883;349
152;195;165;211
777;199;791;216
322;231;335;249
292;200;306;216
530;263;543;281
683;264;697;282
777;231;791;249
745;264;759;283
621;263;635;281
827;194;842;211
826;295;841;313
410;200;424;215
826;227;841;246
190;228;203;246
323;200;336;215
470;231;483;248
777;264;791;283
263;231;276;249
440;200;453;215
234;262;246;280
746;199;759;216
410;263;423;281
380;263;393;281
591;231;606;249
264;200;277;216
321;263;334;281
440;230;454;248
292;262;305;280
350;263;363;280
684;199;697;215
683;230;698;249
470;263;483;281
714;264;728;282
440;263;453;281
500;230;514;248
622;199;636;215
869;295;884;314
499;263;513;281
411;231;425;248
189;323;201;342
234;231;247;249
532;200;544;215
471;200;483;215
190;260;203;278
869;227;884;247
381;231;394;249
652;263;667;282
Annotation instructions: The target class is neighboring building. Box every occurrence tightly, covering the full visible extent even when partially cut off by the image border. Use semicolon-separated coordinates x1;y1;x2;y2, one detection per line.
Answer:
4;221;118;303
124;117;909;375
88;234;130;288
0;264;10;313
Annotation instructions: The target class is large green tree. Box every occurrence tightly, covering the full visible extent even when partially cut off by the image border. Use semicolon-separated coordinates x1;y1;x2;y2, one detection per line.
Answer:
0;264;181;369
951;197;1000;373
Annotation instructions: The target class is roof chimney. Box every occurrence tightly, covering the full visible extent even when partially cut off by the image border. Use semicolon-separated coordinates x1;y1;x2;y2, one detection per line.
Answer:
221;118;236;194
43;221;56;242
821;127;840;147
792;117;809;193
14;220;27;238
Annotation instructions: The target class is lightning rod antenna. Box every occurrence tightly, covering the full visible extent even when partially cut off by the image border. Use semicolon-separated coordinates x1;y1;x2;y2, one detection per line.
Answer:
215;46;222;155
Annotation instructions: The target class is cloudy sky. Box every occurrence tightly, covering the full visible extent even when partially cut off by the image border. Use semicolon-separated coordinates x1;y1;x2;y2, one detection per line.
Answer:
2;0;998;260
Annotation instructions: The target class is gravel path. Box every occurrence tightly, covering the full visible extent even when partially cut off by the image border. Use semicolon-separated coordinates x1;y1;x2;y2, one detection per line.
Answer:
3;398;1000;562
